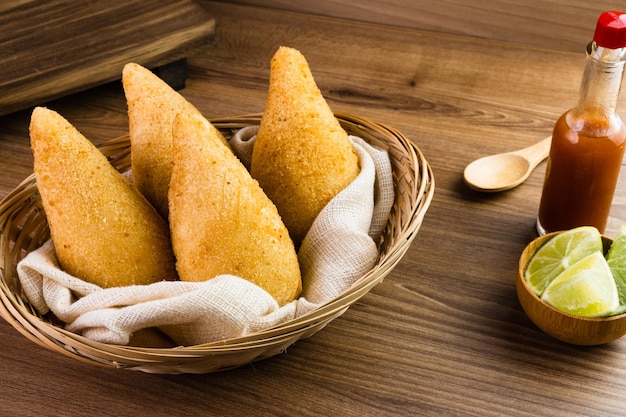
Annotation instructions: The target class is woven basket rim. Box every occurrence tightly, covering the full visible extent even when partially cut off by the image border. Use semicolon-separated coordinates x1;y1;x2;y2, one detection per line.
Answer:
0;113;434;373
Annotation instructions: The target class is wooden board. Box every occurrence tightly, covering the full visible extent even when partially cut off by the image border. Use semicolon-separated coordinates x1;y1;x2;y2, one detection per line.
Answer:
0;0;215;116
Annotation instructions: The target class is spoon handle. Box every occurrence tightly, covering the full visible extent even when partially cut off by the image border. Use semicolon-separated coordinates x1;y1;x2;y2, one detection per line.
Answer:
516;136;551;168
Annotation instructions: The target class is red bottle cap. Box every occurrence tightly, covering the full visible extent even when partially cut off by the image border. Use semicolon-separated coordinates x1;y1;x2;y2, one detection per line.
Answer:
594;11;626;49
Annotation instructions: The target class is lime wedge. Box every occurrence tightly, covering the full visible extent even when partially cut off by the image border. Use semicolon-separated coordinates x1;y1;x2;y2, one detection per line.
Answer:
525;226;603;296
541;251;619;317
606;225;626;315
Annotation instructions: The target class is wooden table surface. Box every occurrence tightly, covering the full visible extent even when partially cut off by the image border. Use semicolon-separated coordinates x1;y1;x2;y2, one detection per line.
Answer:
2;1;626;415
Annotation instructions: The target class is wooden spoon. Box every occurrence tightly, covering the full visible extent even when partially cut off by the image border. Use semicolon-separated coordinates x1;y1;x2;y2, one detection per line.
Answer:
463;136;551;192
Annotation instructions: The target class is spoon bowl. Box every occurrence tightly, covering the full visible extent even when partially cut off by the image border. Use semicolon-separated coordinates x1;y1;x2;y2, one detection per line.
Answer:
464;136;551;192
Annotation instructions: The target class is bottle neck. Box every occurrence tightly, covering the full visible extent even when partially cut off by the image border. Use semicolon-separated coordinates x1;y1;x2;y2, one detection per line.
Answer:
568;41;626;136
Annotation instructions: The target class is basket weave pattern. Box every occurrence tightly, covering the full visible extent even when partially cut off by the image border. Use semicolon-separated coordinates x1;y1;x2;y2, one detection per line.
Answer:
0;114;434;373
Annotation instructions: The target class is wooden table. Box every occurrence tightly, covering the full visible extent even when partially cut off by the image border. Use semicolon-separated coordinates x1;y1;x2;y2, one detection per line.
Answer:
1;1;626;415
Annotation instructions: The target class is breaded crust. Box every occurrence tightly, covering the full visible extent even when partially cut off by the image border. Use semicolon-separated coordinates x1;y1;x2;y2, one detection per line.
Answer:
122;63;229;219
30;107;178;288
250;46;360;246
169;112;302;306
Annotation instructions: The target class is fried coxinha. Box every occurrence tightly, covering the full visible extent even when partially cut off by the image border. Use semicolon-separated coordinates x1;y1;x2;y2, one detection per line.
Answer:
251;46;360;247
122;62;230;220
30;107;177;288
169;112;302;306
28;45;357;302
29;107;302;305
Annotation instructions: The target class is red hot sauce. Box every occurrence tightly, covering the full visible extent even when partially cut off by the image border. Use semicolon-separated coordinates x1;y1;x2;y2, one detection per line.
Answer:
537;10;626;234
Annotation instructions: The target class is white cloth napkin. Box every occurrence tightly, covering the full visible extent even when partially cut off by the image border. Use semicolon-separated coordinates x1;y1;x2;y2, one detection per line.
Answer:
17;132;394;346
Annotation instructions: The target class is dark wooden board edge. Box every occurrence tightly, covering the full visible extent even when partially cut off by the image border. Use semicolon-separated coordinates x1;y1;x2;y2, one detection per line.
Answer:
0;2;215;116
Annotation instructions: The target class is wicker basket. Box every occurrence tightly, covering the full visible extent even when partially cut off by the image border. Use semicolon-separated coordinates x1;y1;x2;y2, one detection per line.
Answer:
0;113;434;374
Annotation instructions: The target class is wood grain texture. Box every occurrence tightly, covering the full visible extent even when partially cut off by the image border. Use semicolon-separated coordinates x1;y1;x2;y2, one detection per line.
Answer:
222;0;624;53
0;0;215;116
2;1;626;416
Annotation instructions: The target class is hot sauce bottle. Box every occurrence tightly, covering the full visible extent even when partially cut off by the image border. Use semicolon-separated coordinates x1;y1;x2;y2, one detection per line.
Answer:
537;11;626;235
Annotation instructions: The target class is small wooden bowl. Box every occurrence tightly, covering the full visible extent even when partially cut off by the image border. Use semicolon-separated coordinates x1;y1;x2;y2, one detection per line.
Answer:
517;231;626;346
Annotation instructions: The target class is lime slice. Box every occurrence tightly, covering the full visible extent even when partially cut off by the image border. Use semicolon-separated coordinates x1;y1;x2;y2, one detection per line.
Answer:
606;225;626;315
541;251;619;317
525;226;603;296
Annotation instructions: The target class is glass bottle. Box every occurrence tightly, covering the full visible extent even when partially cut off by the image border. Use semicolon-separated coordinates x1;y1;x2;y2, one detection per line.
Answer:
537;11;626;235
